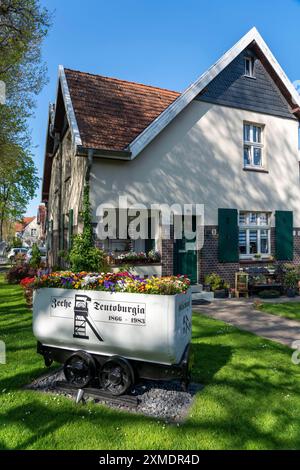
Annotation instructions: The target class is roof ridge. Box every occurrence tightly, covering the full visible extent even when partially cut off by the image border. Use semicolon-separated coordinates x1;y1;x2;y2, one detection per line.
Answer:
64;67;180;95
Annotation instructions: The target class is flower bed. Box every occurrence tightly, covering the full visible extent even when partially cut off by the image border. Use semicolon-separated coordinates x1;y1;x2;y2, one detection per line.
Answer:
34;271;190;295
6;264;37;284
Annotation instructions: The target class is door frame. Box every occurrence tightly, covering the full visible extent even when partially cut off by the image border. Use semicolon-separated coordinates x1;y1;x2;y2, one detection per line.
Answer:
173;238;199;284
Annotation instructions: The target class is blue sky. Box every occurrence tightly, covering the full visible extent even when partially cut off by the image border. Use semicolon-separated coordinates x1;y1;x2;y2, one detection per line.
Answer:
27;0;300;215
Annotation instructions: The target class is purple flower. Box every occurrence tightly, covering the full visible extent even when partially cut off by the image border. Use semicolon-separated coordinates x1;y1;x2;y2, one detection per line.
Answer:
104;280;115;289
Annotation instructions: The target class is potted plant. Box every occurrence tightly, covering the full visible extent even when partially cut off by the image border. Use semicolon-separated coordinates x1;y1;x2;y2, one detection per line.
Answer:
254;254;261;261
266;264;276;275
229;287;235;298
204;273;229;298
284;269;299;297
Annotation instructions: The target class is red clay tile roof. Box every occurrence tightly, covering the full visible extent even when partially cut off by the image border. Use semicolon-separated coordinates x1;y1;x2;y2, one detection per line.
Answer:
15;222;23;233
64;69;180;151
15;217;35;233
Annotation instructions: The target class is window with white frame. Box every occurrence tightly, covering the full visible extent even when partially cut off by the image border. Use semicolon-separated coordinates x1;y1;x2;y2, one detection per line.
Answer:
239;211;271;257
243;123;264;169
244;57;254;77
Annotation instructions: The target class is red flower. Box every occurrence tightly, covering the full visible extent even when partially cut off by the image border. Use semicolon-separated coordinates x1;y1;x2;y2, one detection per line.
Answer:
20;277;35;288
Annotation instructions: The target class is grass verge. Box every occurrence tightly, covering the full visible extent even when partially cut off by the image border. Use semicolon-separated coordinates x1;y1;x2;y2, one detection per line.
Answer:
257;302;300;321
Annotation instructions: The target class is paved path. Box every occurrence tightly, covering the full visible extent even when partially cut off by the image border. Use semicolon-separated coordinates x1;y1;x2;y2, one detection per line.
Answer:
193;298;300;347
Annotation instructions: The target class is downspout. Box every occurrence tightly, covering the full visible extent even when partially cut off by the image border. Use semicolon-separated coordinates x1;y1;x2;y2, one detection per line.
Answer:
85;148;94;184
81;148;94;235
57;135;63;265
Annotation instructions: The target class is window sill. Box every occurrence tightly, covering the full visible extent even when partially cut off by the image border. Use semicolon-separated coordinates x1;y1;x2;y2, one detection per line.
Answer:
239;258;273;264
243;167;269;173
243;75;256;80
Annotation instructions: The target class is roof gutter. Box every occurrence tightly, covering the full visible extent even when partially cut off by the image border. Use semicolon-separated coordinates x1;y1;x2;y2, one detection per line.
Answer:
77;146;132;161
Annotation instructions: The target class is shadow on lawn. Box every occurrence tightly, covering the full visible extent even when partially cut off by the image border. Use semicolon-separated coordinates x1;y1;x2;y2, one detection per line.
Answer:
0;440;9;450
0;298;29;314
2;399;176;450
0;323;32;338
191;342;232;384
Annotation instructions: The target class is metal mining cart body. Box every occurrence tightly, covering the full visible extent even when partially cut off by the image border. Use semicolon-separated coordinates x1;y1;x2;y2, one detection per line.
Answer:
33;288;192;366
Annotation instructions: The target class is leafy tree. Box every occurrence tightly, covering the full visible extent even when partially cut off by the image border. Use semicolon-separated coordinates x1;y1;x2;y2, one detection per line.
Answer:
0;1;51;136
0;1;51;239
69;185;107;272
0;149;38;240
0;0;50;77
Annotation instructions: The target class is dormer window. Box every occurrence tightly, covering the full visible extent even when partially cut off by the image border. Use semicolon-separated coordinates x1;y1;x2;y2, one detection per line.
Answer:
244;57;255;77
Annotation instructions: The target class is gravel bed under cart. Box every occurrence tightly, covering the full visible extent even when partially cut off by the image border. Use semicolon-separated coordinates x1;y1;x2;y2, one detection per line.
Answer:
25;368;203;422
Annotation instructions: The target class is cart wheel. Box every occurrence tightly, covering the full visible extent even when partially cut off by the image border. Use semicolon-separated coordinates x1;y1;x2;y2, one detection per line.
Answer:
64;351;96;388
99;357;134;396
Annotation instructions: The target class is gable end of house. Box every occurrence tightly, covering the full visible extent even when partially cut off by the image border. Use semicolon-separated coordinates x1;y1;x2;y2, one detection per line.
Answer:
195;46;297;120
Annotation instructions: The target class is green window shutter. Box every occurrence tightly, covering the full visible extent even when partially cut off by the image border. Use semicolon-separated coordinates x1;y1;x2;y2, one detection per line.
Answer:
68;209;74;250
48;220;53;251
145;217;155;253
218;208;239;262
275;211;293;260
59;213;64;250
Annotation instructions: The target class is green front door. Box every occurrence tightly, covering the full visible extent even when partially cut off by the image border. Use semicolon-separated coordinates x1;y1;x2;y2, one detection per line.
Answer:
173;217;198;284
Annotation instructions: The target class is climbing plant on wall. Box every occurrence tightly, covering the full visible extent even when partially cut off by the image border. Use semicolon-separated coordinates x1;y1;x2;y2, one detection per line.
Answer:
69;184;107;272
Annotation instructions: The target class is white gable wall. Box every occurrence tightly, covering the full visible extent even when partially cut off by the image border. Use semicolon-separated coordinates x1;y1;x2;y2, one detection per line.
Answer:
90;99;300;227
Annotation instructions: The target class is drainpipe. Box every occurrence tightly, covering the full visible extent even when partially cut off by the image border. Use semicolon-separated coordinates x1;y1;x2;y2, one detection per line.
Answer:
81;148;94;235
85;148;94;184
57;135;63;265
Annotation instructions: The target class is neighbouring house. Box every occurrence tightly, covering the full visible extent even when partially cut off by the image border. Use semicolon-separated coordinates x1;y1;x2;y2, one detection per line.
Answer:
15;208;46;247
42;27;300;285
15;217;36;245
37;204;47;243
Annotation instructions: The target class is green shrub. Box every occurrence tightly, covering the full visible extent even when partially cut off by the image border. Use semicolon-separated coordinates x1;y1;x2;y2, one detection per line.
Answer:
58;250;69;264
29;243;41;268
283;269;299;289
69;234;107;272
6;264;37;284
205;272;229;291
258;289;281;299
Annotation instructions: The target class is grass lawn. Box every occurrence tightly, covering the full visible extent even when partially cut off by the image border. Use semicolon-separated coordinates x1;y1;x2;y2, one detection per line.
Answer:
1;274;300;450
258;302;300;322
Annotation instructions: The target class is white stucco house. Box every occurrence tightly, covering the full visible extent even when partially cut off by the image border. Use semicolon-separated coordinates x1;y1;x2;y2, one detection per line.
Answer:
15;217;39;247
42;27;300;285
15;205;46;247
